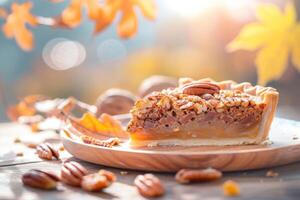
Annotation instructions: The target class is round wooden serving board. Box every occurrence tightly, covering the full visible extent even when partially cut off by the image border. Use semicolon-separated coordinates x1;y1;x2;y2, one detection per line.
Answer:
61;117;300;172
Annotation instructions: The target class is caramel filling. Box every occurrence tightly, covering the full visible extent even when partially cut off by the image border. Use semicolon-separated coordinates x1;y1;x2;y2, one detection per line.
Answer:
130;120;261;141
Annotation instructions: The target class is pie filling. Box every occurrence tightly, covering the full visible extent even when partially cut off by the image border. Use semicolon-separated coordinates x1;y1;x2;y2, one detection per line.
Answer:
127;78;278;146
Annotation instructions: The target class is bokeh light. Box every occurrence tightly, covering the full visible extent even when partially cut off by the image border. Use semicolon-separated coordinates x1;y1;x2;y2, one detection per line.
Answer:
42;38;86;71
97;39;127;64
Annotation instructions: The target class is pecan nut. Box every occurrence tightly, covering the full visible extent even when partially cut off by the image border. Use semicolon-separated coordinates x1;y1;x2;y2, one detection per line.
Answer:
81;135;120;148
175;168;222;184
81;170;116;192
60;161;88;186
181;82;220;96
36;143;59;160
22;169;60;190
134;174;165;198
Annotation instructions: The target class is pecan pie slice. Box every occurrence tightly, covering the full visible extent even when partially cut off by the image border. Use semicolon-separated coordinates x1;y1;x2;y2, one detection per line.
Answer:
127;78;279;147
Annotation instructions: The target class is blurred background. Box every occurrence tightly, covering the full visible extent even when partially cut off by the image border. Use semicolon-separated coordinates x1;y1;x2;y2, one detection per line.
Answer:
0;0;299;121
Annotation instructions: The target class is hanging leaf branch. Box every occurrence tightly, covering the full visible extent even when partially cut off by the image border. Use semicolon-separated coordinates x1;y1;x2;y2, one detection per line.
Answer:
227;2;300;86
0;0;156;51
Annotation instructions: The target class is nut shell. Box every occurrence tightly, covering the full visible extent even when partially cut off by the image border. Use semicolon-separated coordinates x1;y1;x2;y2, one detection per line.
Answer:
96;88;137;116
139;75;177;97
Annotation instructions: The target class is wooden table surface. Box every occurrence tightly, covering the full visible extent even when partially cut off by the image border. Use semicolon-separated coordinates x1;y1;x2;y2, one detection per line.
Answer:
1;123;300;200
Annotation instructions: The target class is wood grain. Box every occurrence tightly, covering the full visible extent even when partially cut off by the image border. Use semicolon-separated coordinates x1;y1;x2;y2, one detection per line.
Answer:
61;118;300;172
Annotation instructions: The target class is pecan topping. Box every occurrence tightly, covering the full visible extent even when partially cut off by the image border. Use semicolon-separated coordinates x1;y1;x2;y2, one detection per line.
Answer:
61;161;88;186
81;170;116;192
36;143;59;160
181;82;220;96
175;168;222;184
81;135;121;148
22;169;60;190
134;174;165;198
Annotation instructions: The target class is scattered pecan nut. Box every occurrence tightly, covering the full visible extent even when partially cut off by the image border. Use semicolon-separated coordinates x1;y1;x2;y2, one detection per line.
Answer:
22;169;60;190
60;161;88;186
175;168;222;184
36;143;59;160
134;174;165;198
81;170;116;192
181;82;220;96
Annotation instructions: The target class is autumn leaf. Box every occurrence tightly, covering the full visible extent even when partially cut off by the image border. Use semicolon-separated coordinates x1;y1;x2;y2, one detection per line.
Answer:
2;2;38;51
78;112;129;138
7;95;47;121
95;0;156;38
227;2;300;85
0;8;7;18
61;0;102;27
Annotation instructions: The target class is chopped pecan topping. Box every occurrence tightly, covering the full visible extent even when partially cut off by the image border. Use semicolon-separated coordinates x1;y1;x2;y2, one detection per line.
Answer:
22;169;60;190
81;170;116;192
181;82;220;96
36;143;59;160
80;135;121;148
134;174;165;198
175;168;222;184
61;161;88;186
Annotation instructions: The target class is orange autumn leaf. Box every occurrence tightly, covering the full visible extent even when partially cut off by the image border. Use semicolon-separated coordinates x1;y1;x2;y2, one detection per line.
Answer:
7;95;48;121
78;112;128;138
2;2;38;51
95;0;156;38
0;8;7;18
61;0;102;27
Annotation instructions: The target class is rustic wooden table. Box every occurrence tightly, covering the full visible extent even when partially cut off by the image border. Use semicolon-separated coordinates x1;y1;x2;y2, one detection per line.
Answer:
1;123;300;200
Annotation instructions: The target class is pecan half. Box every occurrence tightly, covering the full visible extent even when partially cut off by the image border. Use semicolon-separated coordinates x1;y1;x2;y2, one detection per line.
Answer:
134;174;165;198
81;170;116;192
181;82;220;96
36;143;59;160
60;161;88;186
22;169;60;190
175;168;222;184
81;135;121;148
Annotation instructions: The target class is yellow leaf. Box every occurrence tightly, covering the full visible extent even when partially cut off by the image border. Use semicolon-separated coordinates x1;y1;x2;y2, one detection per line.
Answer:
291;24;300;71
284;2;296;27
227;2;299;85
227;23;268;51
256;3;283;27
255;42;289;86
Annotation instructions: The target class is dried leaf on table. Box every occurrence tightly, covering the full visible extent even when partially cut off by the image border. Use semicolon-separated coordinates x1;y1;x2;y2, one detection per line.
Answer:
7;95;48;121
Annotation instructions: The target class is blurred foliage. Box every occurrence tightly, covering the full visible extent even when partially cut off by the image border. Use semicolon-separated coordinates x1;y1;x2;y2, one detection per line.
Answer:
228;2;300;85
0;0;156;50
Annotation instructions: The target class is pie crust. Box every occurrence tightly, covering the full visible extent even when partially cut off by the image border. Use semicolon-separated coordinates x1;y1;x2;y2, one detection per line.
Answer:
127;78;279;147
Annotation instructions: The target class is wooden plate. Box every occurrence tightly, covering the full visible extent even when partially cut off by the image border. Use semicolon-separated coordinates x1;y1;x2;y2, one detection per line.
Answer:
61;117;300;172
